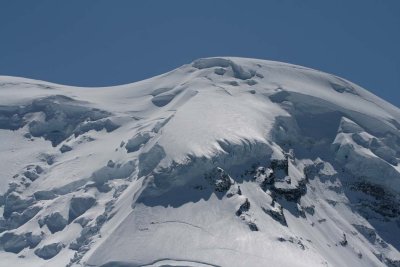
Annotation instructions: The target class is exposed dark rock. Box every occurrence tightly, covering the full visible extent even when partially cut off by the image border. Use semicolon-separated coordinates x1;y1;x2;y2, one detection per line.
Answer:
339;233;348;246
236;198;250;217
277;236;306;250
354;181;386;200
263;153;308;202
205;167;234;193
271;179;307;202
270;157;289;176
262;206;287;226
254;166;273;190
69;211;109;266
60;144;72;153
237;186;242;195
226;185;241;198
352;181;400;218
247;222;259;231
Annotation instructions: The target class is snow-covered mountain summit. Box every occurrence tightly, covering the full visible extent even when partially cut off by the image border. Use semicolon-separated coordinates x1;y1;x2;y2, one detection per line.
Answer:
0;57;399;267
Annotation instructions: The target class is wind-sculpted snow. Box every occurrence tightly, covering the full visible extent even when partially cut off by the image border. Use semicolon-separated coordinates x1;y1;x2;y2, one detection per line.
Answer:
0;58;399;267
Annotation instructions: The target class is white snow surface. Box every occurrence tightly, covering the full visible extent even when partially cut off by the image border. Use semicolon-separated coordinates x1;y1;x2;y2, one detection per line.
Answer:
0;57;399;267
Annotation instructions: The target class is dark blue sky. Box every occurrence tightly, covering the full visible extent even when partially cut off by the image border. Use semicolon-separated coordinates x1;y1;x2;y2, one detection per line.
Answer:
1;0;399;107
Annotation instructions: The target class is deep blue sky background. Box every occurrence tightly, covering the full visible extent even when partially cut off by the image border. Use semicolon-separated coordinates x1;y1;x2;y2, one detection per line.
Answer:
0;0;399;107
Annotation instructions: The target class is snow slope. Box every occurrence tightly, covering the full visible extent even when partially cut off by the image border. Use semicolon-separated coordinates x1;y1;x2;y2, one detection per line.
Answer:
0;57;399;267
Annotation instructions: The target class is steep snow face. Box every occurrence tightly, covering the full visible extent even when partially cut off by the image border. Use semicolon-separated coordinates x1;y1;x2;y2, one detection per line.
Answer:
0;57;400;267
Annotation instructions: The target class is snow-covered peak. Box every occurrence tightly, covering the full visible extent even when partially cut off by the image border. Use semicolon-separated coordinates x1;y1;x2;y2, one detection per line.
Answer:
0;57;399;267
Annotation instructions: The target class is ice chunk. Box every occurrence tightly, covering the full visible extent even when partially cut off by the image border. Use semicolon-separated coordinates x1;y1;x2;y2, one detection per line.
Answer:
34;242;63;259
69;195;96;223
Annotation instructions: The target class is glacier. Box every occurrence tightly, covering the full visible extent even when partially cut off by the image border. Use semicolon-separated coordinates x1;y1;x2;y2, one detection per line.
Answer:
0;57;399;267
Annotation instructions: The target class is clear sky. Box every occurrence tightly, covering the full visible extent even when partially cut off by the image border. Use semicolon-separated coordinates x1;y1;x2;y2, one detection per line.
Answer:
0;0;399;107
